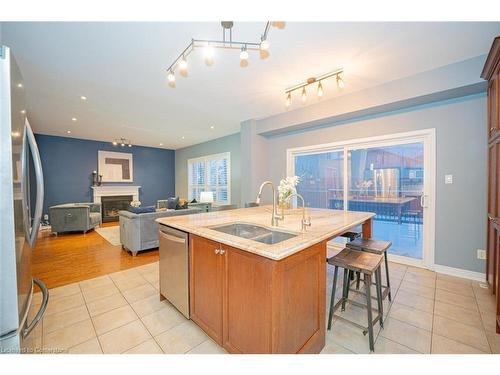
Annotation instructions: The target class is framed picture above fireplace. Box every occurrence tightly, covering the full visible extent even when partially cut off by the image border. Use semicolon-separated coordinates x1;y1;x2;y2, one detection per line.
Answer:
98;150;133;182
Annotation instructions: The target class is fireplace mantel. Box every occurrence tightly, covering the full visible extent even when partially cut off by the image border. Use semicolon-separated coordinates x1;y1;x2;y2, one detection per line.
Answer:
91;185;141;203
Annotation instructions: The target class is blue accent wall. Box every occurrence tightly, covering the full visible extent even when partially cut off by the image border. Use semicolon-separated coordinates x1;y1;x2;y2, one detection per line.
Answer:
35;134;175;217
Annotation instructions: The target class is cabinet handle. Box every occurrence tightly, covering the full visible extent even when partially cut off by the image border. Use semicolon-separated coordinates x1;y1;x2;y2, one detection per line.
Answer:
214;249;220;254
219;249;225;255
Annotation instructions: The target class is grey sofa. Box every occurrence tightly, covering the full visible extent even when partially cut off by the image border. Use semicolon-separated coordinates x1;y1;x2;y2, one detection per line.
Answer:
119;207;202;256
49;203;102;234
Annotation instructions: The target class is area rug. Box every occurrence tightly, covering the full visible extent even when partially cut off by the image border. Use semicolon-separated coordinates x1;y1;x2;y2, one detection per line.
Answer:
95;226;121;246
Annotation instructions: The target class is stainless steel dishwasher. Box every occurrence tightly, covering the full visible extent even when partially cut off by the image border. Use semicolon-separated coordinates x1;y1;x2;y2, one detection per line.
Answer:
158;225;190;318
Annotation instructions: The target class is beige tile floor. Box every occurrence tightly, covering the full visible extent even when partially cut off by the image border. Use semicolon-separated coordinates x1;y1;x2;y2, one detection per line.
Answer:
31;260;500;354
323;262;500;354
32;262;225;354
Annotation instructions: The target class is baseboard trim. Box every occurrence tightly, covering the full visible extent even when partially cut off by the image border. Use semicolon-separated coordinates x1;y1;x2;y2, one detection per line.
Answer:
431;264;486;282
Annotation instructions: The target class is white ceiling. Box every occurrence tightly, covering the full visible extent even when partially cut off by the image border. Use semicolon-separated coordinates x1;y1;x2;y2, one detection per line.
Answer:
2;22;499;149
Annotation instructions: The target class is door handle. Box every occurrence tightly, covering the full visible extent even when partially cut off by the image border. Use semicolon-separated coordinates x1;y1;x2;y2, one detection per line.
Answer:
159;231;186;244
23;278;49;338
420;195;428;208
23;120;44;248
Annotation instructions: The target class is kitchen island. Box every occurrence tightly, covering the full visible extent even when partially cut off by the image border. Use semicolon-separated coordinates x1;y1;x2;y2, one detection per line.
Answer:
156;206;374;354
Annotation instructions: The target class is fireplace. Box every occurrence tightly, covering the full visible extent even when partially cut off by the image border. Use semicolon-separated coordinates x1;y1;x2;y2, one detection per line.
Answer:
101;195;133;222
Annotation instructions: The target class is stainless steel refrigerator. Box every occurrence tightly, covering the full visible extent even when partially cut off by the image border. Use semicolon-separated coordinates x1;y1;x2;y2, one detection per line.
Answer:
0;46;48;354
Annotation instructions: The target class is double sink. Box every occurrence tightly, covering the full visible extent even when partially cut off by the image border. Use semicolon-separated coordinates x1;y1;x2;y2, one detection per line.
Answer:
210;223;297;245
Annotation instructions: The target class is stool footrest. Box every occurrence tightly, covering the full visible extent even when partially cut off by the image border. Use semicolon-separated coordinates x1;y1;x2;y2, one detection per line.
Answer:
331;299;383;334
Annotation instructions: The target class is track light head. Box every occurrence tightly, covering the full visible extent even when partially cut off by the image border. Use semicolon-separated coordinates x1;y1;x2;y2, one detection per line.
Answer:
317;81;324;97
167;70;176;88
336;74;345;89
240;46;249;67
271;21;286;29
240;46;249;60
179;56;188;77
204;45;215;66
285;92;291;108
260;39;270;51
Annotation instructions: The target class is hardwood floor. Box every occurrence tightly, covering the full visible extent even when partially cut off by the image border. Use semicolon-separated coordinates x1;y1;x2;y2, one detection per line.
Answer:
32;222;159;289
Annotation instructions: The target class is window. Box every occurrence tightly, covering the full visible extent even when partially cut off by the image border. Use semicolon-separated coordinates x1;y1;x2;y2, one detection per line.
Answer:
188;152;230;204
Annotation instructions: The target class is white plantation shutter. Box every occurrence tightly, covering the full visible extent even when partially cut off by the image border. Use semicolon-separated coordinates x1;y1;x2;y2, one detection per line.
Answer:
187;152;230;204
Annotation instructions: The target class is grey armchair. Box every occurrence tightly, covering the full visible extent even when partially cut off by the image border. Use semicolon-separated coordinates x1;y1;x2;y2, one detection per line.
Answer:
49;203;102;234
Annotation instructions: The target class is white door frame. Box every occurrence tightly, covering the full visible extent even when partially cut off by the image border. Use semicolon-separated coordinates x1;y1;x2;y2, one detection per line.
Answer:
286;128;436;269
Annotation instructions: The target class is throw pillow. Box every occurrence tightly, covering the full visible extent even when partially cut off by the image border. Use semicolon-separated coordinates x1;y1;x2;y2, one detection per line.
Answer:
128;206;155;214
167;197;179;210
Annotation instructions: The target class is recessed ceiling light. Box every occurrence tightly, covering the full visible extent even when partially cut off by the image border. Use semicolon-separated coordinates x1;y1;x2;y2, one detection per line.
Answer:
210;125;215;130
159;143;163;146
20;110;26;114
71;117;77;122
181;136;185;139
67;130;71;134
80;95;87;100
11;131;21;138
17;83;23;88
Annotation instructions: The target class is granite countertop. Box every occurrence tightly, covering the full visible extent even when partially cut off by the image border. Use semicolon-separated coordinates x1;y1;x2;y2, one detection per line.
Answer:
156;206;374;260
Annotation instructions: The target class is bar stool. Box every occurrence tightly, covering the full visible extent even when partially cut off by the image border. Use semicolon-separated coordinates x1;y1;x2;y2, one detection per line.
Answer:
339;231;361;281
347;238;392;301
340;231;361;242
327;248;384;352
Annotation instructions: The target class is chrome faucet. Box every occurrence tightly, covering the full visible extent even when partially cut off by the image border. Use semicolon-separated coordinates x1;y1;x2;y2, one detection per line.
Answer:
285;193;311;232
255;181;283;227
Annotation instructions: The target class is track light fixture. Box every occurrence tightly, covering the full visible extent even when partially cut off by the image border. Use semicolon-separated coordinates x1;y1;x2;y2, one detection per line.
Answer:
284;68;344;108
165;21;284;87
112;137;132;148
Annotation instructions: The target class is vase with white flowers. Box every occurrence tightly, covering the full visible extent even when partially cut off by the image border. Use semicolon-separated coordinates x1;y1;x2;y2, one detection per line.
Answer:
278;175;300;211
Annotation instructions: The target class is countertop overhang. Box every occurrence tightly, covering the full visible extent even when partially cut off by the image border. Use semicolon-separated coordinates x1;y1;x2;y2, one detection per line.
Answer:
156;206;374;260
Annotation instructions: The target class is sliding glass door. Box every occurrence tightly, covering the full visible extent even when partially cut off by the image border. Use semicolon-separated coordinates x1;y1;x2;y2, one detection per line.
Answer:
289;130;435;267
295;150;344;209
347;143;424;260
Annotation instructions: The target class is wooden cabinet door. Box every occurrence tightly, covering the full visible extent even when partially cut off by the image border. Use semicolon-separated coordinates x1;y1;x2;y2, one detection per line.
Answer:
487;144;498;289
189;235;223;345
222;245;273;353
